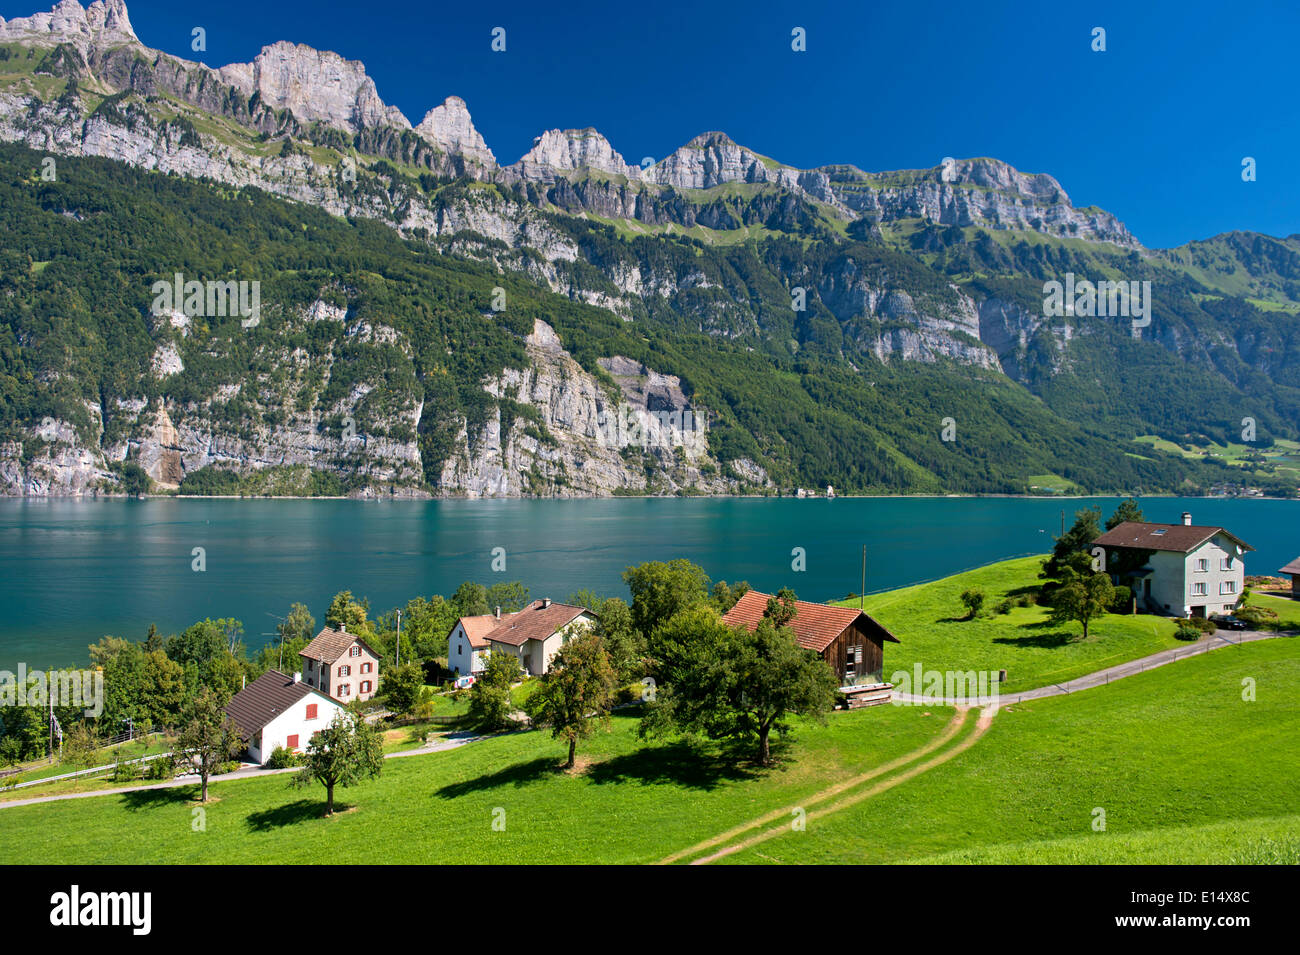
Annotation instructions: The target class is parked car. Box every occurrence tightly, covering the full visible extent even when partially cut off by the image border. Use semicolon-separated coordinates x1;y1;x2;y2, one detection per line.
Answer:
454;675;476;689
1212;614;1249;631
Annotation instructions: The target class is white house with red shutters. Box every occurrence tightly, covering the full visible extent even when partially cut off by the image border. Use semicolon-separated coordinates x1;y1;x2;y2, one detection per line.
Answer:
224;670;345;764
299;625;382;703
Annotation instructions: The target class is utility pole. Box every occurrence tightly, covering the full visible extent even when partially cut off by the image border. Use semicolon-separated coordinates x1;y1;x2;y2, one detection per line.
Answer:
860;545;866;611
395;609;401;667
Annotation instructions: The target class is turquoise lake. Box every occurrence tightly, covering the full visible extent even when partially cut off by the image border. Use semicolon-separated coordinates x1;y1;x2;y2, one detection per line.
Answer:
1;496;1296;669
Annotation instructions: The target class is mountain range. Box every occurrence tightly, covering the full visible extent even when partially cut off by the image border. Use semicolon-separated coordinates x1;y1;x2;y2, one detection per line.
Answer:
1;0;1298;498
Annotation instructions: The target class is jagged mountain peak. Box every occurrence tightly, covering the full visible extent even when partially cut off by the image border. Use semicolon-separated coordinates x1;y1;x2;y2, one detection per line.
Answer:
0;0;138;50
415;95;496;167
0;0;1139;248
938;157;1068;203
683;130;739;149
217;40;410;134
511;127;639;181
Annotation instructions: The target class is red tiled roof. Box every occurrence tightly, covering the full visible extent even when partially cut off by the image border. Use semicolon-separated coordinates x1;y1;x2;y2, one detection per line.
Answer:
299;627;375;664
1280;557;1300;576
224;669;330;737
722;591;900;654
1092;521;1254;555
485;600;591;648
454;614;511;649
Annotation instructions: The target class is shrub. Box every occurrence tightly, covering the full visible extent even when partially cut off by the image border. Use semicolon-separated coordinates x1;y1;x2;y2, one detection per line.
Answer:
994;599;1013;615
265;746;299;769
146;756;175;780
1110;586;1133;614
1173;620;1201;641
216;760;242;775
1235;605;1280;629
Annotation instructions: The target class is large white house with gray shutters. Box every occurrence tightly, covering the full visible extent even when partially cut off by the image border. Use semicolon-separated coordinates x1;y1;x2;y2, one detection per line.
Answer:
1093;512;1253;618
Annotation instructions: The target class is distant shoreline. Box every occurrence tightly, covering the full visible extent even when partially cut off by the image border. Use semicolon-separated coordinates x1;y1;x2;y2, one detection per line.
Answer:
2;492;1296;503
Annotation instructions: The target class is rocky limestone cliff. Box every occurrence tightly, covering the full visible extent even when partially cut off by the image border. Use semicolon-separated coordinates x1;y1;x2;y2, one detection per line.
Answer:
1;2;1141;252
509;128;640;182
218;41;410;135
825;158;1137;247
415;96;496;168
435;320;756;498
0;0;137;50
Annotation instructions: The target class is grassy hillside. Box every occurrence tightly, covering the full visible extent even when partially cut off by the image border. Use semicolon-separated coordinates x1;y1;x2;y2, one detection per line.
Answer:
0;704;951;864
718;638;1299;864
841;555;1182;690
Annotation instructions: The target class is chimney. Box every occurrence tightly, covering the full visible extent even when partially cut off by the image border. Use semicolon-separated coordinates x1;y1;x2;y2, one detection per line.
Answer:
495;605;501;620
542;598;551;609
293;671;301;683
340;623;347;633
1182;512;1192;526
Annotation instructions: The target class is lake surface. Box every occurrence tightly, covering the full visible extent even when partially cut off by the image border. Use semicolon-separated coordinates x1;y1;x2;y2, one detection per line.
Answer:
2;496;1295;669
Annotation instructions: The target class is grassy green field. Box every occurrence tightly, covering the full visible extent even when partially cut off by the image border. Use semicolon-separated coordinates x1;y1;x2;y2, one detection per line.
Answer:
2;558;1294;865
1244;591;1300;629
0;704;951;864
1133;435;1300;482
910;815;1300;864
841;556;1181;690
718;638;1299;864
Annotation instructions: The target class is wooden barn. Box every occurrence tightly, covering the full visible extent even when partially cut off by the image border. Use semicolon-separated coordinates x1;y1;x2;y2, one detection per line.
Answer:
722;590;900;688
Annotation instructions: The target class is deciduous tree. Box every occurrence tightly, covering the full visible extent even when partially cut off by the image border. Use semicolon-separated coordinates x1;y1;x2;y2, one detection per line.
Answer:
294;709;383;816
524;631;617;768
174;688;244;802
1048;569;1115;641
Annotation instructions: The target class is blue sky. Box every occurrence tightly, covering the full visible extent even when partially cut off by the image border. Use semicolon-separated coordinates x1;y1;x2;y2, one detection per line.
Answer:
7;0;1298;247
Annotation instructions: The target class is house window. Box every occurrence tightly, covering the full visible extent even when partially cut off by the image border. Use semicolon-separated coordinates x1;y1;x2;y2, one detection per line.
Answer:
339;684;351;697
350;646;361;657
287;734;299;750
1192;582;1207;596
1221;557;1232;570
361;681;371;693
305;704;318;720
361;662;371;673
845;645;863;680
1221;581;1237;595
338;665;350;677
1195;558;1208;572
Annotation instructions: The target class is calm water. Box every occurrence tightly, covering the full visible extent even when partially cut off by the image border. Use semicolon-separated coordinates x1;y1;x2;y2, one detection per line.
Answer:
2;496;1296;669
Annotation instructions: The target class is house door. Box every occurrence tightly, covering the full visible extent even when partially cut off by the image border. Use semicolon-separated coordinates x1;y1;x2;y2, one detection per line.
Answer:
1191;605;1206;619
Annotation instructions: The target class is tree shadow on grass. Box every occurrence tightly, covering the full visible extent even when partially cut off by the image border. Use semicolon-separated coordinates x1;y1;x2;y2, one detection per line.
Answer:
585;740;766;791
993;625;1078;649
246;798;350;831
120;786;198;811
433;756;557;800
1005;585;1041;599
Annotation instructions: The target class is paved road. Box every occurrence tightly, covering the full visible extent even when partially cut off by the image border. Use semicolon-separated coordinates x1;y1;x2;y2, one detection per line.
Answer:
893;629;1286;706
0;730;500;810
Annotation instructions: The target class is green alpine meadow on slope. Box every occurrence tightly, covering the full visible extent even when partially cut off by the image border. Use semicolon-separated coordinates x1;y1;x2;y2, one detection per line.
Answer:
717;638;1300;865
841;555;1182;689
